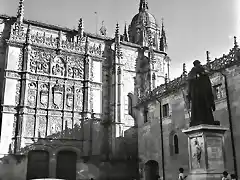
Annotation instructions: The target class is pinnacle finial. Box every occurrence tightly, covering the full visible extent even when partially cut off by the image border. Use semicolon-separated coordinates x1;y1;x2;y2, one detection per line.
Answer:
183;63;187;77
78;18;84;37
115;23;120;36
234;36;238;48
16;0;24;24
206;51;211;64
165;73;168;84
139;0;149;12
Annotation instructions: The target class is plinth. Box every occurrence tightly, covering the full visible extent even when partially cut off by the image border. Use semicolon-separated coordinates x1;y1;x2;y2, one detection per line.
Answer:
182;124;228;180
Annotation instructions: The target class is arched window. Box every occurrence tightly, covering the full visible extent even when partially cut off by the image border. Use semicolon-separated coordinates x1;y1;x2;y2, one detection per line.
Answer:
128;93;133;116
173;134;179;154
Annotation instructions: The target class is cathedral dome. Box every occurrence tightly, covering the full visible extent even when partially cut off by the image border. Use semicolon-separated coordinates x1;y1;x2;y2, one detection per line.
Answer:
128;0;161;48
130;11;159;29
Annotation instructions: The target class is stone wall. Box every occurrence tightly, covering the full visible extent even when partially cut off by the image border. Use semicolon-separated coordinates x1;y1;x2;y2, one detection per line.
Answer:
137;64;240;180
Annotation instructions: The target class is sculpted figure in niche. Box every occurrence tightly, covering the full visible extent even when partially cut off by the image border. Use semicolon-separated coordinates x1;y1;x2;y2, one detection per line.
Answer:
187;60;216;126
193;138;202;168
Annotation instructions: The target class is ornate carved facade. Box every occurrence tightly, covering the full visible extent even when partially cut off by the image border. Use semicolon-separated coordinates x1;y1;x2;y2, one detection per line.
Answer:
0;0;170;179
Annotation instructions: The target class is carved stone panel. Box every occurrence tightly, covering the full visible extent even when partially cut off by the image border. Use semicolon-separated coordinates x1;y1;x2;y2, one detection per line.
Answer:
27;82;37;107
47;117;62;136
24;115;35;137
66;56;84;79
88;40;105;57
29;50;52;74
51;56;66;77
75;88;83;111
36;116;47;138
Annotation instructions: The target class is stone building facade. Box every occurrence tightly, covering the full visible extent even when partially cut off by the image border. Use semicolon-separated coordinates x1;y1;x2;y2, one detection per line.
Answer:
0;0;169;179
136;42;240;180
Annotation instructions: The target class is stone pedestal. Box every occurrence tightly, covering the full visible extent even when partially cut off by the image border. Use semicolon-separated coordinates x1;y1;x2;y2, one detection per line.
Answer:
182;124;228;180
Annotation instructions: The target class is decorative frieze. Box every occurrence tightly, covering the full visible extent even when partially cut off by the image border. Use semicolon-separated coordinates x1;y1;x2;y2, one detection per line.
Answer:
64;112;73;117
36;109;47;115
2;106;17;113
48;110;62;117
87;39;105;57
30;31;58;49
5;71;21;79
26;108;35;114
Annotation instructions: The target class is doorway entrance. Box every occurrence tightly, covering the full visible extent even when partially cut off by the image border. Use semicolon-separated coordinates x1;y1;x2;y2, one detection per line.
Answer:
56;151;77;180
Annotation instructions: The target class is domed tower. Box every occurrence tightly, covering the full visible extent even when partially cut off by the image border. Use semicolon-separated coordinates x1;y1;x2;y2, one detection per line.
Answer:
128;0;162;50
129;0;170;97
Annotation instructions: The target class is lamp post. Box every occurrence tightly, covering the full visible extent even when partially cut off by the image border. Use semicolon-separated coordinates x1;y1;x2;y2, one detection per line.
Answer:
156;98;165;180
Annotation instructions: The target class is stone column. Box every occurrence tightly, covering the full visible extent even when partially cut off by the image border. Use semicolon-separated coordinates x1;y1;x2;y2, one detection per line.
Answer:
182;125;228;180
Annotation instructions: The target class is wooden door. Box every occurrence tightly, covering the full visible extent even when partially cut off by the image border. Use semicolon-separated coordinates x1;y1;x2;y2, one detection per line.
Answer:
56;151;77;180
26;150;49;180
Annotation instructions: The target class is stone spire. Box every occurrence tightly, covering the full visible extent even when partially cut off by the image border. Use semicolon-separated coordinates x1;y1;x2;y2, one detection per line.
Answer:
139;0;149;12
160;18;167;51
16;0;24;24
206;51;211;64
78;18;84;38
115;23;122;59
183;63;187;78
234;36;238;48
115;23;120;43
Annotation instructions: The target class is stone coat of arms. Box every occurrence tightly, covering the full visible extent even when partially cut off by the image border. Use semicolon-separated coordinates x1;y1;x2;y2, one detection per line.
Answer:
52;81;63;109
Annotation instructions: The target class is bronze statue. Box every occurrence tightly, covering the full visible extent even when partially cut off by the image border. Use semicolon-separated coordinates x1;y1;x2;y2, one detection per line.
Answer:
187;60;216;126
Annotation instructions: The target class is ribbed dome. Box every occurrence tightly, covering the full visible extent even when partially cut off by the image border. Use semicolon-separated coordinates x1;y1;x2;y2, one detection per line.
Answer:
130;11;158;29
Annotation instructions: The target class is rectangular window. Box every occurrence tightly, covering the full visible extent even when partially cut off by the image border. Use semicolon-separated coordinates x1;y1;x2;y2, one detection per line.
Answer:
162;104;169;117
213;84;224;100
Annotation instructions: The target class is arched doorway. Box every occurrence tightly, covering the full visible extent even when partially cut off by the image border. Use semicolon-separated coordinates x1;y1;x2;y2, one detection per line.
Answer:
56;150;77;180
26;150;49;180
144;160;159;180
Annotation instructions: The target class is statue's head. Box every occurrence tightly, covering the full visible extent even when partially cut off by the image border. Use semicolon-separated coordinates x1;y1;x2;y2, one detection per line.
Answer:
193;60;201;67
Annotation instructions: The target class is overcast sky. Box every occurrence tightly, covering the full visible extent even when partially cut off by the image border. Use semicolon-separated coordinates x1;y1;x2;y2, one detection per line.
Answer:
1;0;239;79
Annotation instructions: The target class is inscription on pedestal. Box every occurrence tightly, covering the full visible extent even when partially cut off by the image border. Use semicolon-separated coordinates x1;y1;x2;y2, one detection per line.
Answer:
206;136;224;170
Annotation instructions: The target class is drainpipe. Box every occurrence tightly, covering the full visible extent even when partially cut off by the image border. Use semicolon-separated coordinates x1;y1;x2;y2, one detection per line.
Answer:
221;72;238;177
156;98;165;180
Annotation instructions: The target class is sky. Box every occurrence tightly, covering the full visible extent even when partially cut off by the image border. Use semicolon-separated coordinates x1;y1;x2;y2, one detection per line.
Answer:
0;0;239;79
